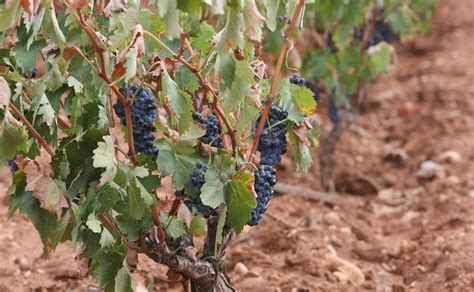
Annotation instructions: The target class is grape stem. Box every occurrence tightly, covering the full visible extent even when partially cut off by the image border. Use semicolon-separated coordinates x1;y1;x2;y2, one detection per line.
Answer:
8;103;55;157
73;10;139;166
143;30;238;156
248;0;306;163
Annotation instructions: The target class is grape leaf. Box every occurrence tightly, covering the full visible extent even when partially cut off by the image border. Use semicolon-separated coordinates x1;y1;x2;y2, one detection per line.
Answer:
0;116;29;166
190;22;215;53
162;70;193;133
264;0;280;31
127;177;154;220
92;135;118;185
160;215;188;239
24;149;69;218
86;213;102;233
158;0;180;39
216;9;244;54
288;123;313;172
190;215;207;236
226;170;256;234
0;1;21;32
41;4;66;50
292;86;317;116
155;138;199;189
114;263;133;292
0;76;11;106
200;154;235;208
90;245;127;291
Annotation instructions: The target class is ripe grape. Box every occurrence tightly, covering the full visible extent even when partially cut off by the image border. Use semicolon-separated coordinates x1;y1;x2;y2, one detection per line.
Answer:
7;159;18;174
189;161;207;194
256;106;288;166
328;97;341;124
183;161;217;218
113;84;158;156
248;165;277;226
192;112;223;148
290;73;305;86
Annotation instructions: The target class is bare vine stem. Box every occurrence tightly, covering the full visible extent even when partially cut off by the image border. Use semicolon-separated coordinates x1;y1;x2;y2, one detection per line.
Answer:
142;30;238;156
248;0;306;162
8;103;55;156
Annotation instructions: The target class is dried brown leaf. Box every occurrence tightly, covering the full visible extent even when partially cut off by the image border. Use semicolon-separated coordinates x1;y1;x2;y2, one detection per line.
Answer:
103;0;127;17
24;148;68;218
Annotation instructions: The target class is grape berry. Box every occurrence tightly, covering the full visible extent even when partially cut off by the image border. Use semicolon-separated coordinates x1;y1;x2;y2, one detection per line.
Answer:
328;96;341;124
184;161;217;218
248;165;277;226
192;112;223;148
256;106;288;166
113;84;158;156
7;159;18;175
290;73;305;86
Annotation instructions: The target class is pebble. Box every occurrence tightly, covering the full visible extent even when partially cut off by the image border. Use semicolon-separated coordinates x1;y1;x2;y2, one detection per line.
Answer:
23;270;32;278
383;147;408;167
439;150;462;164
416;160;445;179
400;210;420;224
234;262;249;275
323;212;343;226
401;240;419;253
468;190;474;199
14;257;29;271
446;175;460;185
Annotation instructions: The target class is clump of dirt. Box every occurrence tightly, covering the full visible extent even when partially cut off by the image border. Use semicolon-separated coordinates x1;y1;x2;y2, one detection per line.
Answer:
0;0;473;290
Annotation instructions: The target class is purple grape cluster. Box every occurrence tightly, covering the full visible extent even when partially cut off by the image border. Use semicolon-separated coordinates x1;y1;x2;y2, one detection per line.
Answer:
113;84;158;156
355;20;399;47
7;159;18;175
248;165;277;226
185;161;217;218
256;106;288;166
304;81;321;103
328;97;341;124
192;112;223;148
290;73;305;86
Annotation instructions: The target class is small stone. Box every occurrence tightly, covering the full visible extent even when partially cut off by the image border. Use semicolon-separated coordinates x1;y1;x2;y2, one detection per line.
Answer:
401;240;418;253
446;176;460;185
383;147;408;167
333;271;349;284
23;270;32;278
377;188;405;206
439;193;448;203
36;269;46;274
468;190;474;199
234;262;249;275
400;210;420;224
15;257;29;271
323;212;343;226
416;160;445;180
439;150;462;164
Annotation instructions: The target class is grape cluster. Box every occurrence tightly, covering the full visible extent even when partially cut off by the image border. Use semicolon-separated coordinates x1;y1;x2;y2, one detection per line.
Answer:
113;84;158;156
256;106;288;166
184;161;217;218
328;97;341;124
248;165;277;226
7;159;18;175
355;20;399;47
290;73;305;86
192;112;223;148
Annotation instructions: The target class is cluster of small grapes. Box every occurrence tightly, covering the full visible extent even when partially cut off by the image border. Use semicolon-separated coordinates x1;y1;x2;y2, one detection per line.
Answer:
113;84;158;156
328;96;341;124
192;113;223;148
185;161;217;218
289;73;305;86
7;159;18;175
355;19;399;47
248;165;277;226
256;106;288;166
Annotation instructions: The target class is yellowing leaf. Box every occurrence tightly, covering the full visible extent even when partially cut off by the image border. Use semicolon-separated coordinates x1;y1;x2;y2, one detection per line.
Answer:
292;87;317;116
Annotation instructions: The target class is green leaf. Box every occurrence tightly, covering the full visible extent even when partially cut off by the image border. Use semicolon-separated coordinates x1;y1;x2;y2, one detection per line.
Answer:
235;60;256;85
127;177;154;220
123;47;138;82
190;22;215;53
90;246;127;291
189;215;207;236
158;0;180;39
11;41;44;72
175;66;200;93
93;136;118;185
288;123;313;172
226;170;256;234
216;9;244;54
216;54;236;89
114;263;133;292
99;229;115;248
292;86;317;116
177;0;202;13
30;93;56;128
41;4;66;51
160;215;187;239
86;213;102;233
200;154;235;208
155;139;199;189
0;2;21;32
0;117;28;166
162;71;193;133
264;0;280;31
367;43;391;74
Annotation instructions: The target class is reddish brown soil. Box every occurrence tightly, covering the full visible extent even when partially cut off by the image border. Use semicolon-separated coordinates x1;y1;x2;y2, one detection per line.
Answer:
1;0;473;290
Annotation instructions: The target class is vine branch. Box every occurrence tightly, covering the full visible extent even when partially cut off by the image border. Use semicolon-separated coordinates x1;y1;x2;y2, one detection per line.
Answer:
8;103;55;156
248;0;306;162
73;10;138;165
